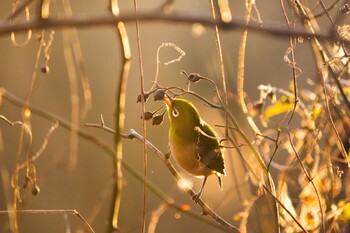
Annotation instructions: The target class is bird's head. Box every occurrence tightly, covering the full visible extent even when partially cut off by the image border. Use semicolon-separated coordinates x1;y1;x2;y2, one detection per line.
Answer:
164;97;201;131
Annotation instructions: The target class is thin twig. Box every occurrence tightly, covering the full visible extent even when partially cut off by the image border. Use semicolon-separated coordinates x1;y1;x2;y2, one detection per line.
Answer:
133;1;148;232
147;203;169;233
209;0;229;140
257;130;282;172
0;209;95;233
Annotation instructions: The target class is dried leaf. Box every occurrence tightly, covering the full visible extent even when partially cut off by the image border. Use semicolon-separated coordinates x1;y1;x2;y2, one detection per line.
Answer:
247;194;279;233
339;4;350;14
311;103;322;121
337;25;350;40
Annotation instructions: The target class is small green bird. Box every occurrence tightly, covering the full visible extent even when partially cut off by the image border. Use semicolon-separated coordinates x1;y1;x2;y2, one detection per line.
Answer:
165;97;226;201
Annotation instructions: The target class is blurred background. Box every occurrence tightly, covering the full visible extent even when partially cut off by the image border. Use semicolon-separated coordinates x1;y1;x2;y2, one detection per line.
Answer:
1;0;348;232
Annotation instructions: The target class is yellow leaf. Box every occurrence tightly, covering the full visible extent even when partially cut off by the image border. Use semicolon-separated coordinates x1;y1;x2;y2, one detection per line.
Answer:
0;87;5;105
340;202;350;222
263;100;293;120
311;103;322;120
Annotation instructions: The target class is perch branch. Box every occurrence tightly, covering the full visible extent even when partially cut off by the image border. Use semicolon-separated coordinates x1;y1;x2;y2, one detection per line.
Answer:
126;129;240;233
2;88;230;232
84;120;239;232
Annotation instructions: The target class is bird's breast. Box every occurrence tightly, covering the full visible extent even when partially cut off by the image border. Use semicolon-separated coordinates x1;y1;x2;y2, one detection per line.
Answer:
169;139;213;177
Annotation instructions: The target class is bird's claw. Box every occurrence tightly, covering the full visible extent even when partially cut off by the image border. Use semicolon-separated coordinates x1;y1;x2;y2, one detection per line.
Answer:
192;193;201;203
164;151;171;160
219;137;228;144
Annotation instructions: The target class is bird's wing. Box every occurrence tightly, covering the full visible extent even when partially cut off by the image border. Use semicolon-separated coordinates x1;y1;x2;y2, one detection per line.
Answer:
196;122;226;175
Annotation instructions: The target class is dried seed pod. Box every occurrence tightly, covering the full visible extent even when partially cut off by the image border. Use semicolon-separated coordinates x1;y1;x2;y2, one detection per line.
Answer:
41;65;50;74
267;90;276;103
23;176;30;189
187;73;202;83
153;90;165;101
181;70;203;83
137;93;149;103
142;111;153;120
31;184;40;196
252;101;264;116
152;114;164;125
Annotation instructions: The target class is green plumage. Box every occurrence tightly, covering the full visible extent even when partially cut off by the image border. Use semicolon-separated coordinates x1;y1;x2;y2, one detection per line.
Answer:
165;97;226;200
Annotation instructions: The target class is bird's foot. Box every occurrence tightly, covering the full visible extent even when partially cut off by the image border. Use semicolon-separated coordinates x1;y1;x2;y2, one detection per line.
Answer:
219;137;228;144
164;151;171;160
192;193;202;203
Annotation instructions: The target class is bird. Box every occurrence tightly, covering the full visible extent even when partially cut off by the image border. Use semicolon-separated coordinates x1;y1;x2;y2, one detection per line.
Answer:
164;96;226;202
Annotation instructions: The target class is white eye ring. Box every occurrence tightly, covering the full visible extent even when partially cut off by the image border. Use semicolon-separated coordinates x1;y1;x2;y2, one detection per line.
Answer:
172;108;179;118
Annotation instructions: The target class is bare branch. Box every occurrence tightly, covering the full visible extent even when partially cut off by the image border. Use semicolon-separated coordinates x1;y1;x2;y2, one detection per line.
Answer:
0;12;348;44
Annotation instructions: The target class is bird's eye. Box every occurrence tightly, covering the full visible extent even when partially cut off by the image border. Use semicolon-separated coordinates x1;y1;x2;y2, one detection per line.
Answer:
172;108;179;118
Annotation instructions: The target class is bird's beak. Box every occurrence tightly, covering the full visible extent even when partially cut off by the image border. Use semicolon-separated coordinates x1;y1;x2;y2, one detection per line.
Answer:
164;95;172;108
